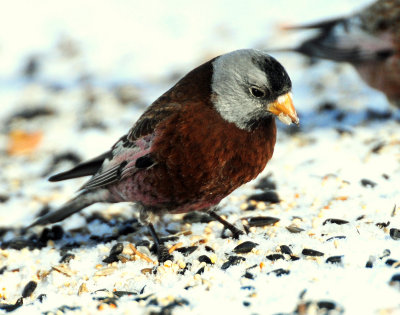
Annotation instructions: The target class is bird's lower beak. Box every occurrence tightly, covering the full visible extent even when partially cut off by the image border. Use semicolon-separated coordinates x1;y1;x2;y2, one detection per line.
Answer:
267;92;299;125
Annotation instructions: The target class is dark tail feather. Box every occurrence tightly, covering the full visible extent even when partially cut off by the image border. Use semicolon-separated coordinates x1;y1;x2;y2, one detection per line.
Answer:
26;191;107;229
276;18;395;64
49;151;111;182
281;17;344;31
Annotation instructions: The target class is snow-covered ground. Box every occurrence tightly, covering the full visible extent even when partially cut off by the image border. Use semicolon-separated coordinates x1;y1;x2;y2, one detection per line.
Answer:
1;0;400;314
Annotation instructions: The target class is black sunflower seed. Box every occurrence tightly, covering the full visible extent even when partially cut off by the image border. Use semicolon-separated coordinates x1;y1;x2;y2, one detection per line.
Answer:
204;246;215;253
247;216;279;227
244;204;256;211
136;240;150;247
221;256;246;270
266;254;285;261
302;249;324;257
335;127;353;136
158;298;189;313
102;255;120;264
59;253;75;264
1;238;38;250
366;109;392;120
175;246;198;257
371;141;385;153
318;101;336;112
326;236;346;242
255;175;277;190
280;245;292;255
198;255;212;264
37;294;46;303
243;272;255;280
0;298;23;312
117;225;136;236
286;225;304;233
60;242;81;253
323;219;349;225
356;215;365;221
390;274;400;285
247;191;280;203
22;281;37;298
183;211;212;224
361;179;377;188
196;267;205;275
268;268;290;276
317;301;337;310
326;256;343;264
366;260;373;268
51;225;64;240
110;243;124;256
39;226;64;243
8;107;54;122
0;195;10;203
233;241;258;254
385;259;399;267
390;228;400;240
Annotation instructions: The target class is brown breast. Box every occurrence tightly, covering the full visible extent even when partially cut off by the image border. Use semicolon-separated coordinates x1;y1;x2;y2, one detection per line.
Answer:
149;103;277;210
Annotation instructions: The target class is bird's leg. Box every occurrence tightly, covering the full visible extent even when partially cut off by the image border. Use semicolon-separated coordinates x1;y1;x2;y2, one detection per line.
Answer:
147;223;172;263
208;210;244;239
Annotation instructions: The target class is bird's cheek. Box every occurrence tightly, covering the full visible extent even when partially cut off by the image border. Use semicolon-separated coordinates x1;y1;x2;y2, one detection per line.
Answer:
266;92;299;125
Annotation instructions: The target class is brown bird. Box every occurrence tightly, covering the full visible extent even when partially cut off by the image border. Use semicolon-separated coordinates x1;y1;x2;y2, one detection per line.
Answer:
280;0;400;107
27;49;298;261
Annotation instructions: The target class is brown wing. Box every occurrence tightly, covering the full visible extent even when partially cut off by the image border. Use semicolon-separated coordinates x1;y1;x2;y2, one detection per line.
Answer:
127;97;182;141
128;57;214;141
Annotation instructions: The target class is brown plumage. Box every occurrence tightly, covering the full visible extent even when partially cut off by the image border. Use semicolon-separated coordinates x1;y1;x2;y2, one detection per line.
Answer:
280;0;400;107
27;49;298;260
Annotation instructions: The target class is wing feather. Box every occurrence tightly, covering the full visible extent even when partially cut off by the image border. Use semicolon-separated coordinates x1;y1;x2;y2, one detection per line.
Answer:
49;151;111;182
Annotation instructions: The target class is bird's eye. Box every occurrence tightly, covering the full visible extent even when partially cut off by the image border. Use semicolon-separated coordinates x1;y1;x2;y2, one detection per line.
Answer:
249;87;266;98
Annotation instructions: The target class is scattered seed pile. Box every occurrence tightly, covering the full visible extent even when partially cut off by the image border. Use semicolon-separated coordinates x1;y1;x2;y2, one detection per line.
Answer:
1;1;400;314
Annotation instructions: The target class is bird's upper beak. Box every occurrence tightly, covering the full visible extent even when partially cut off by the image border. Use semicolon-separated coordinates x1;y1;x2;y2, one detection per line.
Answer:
267;92;299;125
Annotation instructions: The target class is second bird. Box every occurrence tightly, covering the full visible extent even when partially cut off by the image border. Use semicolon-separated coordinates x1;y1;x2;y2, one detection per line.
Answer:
282;0;400;107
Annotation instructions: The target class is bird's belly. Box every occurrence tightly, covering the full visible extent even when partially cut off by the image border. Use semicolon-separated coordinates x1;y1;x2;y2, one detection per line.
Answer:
109;142;271;213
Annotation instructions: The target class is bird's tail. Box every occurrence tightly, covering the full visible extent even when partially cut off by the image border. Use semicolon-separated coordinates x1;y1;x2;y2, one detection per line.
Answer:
272;18;395;63
26;190;109;229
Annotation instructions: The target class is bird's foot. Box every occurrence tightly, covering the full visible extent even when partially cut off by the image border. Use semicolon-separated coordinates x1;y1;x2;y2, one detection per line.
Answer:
156;244;173;263
147;223;173;263
208;210;245;239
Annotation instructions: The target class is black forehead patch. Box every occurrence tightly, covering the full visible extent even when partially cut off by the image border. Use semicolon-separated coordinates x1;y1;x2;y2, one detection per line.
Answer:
252;55;292;93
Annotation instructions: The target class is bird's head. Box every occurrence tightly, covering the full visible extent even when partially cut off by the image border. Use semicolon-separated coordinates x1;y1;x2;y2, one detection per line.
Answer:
211;49;298;130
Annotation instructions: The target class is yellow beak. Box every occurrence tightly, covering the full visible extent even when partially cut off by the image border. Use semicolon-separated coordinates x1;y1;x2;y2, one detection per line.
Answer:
267;92;299;125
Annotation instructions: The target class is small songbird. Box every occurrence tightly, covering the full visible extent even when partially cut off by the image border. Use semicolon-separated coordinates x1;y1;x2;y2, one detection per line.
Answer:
280;0;400;107
27;49;298;260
